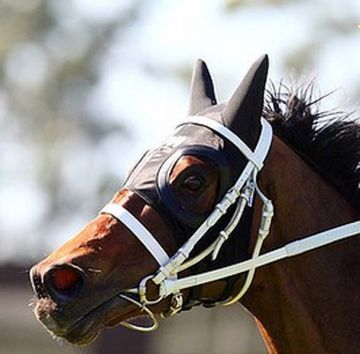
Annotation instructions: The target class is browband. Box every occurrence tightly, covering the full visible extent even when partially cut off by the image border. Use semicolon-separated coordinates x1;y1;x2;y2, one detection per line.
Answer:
180;116;270;169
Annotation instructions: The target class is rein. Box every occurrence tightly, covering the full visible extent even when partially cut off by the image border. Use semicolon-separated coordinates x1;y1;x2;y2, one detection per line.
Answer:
100;115;360;331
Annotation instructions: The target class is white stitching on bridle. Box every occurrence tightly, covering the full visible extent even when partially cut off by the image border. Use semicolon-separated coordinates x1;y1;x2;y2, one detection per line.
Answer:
100;115;360;331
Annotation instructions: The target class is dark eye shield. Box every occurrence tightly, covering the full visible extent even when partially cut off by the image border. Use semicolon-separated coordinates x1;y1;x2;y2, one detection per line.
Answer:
124;124;234;237
157;145;231;228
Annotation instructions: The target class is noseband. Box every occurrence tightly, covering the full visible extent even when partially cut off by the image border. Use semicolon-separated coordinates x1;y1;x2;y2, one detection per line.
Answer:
100;115;360;331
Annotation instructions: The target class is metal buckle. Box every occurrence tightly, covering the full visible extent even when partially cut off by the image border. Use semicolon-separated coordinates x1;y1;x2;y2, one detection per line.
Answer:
160;292;184;318
139;275;164;305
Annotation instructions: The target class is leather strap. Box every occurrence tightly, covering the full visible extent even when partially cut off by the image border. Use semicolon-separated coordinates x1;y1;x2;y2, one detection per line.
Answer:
100;204;170;266
159;220;360;297
180;116;272;169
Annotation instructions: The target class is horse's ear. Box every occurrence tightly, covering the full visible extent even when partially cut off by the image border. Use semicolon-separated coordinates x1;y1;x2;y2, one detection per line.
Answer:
222;55;269;149
188;59;217;115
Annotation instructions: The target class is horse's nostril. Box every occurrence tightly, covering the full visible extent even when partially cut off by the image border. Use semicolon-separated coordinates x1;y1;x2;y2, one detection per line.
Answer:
51;268;81;292
45;265;84;300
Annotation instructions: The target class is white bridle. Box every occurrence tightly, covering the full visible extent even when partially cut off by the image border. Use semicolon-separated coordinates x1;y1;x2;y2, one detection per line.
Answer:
100;115;360;331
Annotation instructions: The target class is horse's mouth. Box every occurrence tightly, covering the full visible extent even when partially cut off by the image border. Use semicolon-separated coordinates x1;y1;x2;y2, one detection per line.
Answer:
34;294;139;346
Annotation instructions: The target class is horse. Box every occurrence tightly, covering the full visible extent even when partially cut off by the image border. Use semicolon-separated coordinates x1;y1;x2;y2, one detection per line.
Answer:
29;55;360;353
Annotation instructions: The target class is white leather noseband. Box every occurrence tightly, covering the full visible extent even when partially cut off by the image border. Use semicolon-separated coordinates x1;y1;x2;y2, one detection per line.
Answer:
100;203;170;266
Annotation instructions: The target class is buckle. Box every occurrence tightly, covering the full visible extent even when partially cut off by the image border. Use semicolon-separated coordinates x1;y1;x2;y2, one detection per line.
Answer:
139;275;164;305
160;292;184;318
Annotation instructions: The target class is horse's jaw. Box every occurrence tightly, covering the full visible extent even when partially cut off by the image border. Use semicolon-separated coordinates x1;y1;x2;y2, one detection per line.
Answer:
33;293;138;345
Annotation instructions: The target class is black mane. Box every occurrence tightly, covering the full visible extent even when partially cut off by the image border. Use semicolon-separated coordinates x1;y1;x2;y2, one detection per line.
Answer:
263;82;360;213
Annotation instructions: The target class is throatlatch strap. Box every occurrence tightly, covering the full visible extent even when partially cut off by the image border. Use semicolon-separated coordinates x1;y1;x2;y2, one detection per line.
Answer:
100;204;170;266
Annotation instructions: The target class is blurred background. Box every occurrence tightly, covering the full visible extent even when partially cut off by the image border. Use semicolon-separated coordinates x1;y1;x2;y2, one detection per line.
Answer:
0;0;359;353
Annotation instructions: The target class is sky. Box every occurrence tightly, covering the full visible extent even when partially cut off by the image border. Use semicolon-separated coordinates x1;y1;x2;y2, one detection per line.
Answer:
88;0;360;157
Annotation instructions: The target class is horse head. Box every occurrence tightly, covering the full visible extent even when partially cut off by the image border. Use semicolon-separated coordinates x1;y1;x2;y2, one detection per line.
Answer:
30;54;360;353
30;56;270;345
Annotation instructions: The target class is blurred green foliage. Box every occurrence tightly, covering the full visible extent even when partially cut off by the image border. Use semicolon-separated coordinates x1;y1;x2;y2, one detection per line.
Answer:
0;0;359;262
0;1;142;261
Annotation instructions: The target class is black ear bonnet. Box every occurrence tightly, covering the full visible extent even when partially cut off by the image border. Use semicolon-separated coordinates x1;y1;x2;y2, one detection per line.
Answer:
124;55;269;246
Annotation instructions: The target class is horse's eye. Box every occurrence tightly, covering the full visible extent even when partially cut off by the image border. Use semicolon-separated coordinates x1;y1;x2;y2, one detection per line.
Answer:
182;176;204;193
